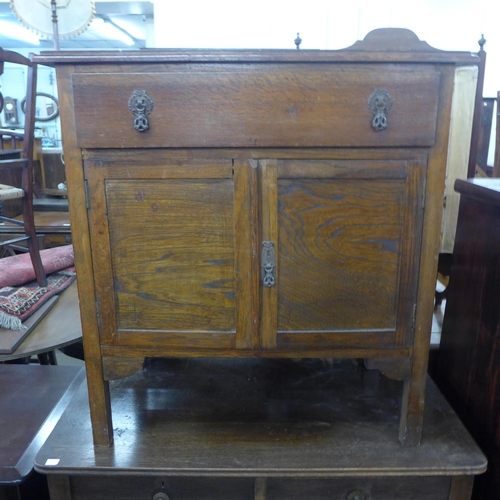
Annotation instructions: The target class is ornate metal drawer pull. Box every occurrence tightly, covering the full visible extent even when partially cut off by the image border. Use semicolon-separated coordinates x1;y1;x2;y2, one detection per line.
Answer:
368;89;392;131
128;90;154;132
261;241;276;287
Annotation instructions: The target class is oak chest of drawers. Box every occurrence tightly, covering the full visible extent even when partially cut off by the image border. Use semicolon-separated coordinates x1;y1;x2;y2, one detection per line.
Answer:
35;28;480;446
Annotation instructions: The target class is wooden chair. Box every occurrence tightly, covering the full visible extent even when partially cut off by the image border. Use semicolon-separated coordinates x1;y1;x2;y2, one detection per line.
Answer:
0;48;46;287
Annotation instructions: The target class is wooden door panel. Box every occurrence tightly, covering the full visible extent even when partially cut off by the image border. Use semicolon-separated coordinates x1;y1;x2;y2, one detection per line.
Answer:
84;159;254;350
277;178;403;331
260;158;425;349
106;178;235;332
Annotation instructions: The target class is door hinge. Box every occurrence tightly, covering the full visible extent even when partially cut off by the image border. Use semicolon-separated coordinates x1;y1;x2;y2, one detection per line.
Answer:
411;303;417;333
84;179;91;210
95;300;102;329
421;176;427;210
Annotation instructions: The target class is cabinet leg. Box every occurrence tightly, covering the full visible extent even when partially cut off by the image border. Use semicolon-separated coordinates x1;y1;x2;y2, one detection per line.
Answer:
86;366;113;446
399;373;426;447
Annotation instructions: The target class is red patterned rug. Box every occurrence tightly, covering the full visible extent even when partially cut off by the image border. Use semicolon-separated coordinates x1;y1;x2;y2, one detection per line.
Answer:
0;268;76;330
0;244;74;289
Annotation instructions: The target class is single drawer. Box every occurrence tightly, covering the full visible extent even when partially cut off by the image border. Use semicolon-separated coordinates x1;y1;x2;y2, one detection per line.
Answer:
72;64;439;149
68;475;254;500
266;477;453;499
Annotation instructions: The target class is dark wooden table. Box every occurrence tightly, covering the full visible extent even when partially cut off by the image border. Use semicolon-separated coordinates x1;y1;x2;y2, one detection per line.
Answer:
0;364;85;499
35;358;486;500
434;178;500;499
0;281;82;363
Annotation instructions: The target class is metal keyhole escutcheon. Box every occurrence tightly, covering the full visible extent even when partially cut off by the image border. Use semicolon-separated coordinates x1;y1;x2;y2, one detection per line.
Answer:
261;241;276;287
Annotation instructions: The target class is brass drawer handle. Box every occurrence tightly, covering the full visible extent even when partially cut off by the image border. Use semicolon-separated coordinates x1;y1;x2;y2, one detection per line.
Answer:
128;90;154;132
368;89;392;131
261;241;276;287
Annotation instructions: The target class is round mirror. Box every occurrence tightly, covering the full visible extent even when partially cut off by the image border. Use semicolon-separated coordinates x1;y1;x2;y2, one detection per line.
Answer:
21;92;59;122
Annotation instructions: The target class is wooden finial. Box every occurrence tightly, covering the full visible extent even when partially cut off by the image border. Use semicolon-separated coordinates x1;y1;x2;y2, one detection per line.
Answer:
294;33;302;50
478;34;486;52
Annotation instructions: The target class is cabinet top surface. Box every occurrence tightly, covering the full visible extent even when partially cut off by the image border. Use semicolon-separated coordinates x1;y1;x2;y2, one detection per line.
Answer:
34;359;486;477
33;28;480;66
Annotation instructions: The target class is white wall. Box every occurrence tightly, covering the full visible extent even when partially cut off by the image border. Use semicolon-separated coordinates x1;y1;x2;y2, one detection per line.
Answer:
4;0;499;154
154;0;499;97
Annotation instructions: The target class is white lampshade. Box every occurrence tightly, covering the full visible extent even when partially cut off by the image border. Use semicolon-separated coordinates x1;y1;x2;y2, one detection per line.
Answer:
10;0;95;40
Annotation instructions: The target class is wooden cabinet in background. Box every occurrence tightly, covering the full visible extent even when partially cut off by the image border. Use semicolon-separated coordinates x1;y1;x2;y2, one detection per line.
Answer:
434;178;500;499
40;149;66;196
35;28;480;447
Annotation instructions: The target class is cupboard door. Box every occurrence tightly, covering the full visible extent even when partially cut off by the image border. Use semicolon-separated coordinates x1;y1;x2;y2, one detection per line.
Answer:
259;158;425;350
85;157;256;351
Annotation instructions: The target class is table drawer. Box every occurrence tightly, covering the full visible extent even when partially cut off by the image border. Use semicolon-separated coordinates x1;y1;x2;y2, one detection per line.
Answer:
72;65;439;149
266;477;452;499
68;476;254;500
64;475;456;500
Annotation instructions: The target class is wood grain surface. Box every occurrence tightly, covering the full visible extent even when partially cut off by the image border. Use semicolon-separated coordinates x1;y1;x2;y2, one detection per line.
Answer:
35;359;485;500
71;66;440;149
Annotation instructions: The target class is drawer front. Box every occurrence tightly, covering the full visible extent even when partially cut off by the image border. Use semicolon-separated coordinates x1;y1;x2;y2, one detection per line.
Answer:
66;475;454;500
72;65;440;149
69;476;254;500
266;477;452;499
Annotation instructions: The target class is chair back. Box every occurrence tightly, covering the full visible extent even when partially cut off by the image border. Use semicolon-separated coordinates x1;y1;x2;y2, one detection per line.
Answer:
0;48;46;287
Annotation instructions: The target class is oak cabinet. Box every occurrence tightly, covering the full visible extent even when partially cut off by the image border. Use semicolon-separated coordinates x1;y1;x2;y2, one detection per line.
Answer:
35;28;480;446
